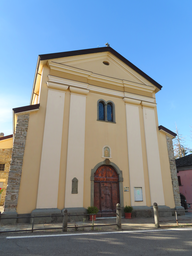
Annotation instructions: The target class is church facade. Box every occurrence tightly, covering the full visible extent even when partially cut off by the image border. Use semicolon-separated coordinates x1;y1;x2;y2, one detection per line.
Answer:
4;47;182;218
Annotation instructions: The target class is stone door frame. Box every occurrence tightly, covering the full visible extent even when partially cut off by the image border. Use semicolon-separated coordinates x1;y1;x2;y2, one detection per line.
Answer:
90;159;124;209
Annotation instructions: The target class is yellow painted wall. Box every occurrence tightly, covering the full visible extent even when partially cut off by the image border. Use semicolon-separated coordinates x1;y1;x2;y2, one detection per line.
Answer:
83;92;131;208
17;66;49;214
0;138;13;149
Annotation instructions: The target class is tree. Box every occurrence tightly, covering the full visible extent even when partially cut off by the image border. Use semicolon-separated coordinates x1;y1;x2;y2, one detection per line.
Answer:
174;126;190;159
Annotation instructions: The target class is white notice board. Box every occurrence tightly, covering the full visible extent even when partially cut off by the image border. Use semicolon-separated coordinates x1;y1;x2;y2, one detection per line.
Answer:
134;187;143;201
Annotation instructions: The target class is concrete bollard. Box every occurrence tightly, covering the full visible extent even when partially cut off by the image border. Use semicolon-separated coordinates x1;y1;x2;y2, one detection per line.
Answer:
153;202;159;228
62;209;68;232
116;203;121;230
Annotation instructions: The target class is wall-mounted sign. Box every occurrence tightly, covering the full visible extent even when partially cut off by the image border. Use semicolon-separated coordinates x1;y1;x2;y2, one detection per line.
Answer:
134;187;143;201
124;187;129;192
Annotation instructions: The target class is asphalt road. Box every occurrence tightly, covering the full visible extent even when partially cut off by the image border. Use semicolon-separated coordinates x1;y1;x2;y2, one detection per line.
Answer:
0;228;192;255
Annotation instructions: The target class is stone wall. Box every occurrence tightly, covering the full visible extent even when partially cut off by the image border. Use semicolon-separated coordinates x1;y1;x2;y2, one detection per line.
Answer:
0;148;12;206
166;136;181;207
4;114;29;212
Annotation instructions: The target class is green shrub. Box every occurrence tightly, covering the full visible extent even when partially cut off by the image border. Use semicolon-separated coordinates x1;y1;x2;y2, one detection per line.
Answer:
124;206;133;213
87;206;99;214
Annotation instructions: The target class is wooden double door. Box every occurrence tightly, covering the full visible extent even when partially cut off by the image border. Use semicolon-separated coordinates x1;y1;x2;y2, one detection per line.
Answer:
94;165;119;213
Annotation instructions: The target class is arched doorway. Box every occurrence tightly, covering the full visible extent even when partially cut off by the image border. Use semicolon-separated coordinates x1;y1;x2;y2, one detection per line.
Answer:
94;165;119;212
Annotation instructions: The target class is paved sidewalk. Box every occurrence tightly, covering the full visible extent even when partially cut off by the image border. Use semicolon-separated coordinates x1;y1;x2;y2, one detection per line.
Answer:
0;212;192;234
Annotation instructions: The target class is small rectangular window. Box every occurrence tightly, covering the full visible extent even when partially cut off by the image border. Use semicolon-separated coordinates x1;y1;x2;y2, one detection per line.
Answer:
178;176;182;186
0;164;5;171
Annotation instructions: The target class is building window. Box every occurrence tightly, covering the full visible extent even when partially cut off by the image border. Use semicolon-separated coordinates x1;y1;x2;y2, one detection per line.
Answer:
178;176;182;186
107;103;113;121
97;100;115;122
0;164;5;171
72;177;78;194
99;101;105;121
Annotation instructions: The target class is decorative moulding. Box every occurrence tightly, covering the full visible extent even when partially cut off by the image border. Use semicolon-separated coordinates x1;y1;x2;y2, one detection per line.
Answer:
49;61;91;78
123;80;154;93
124;92;155;103
141;101;156;108
89;85;123;98
48;75;88;89
47;82;68;91
123;98;141;105
70;87;89;95
49;61;156;94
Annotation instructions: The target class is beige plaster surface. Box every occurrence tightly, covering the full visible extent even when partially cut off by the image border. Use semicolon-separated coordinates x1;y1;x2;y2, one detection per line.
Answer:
143;107;165;205
57;91;70;210
65;92;87;208
37;88;65;208
83;92;130;208
17;67;49;214
125;103;146;206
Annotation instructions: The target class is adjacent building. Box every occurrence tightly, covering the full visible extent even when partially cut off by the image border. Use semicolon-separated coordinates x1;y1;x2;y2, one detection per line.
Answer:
176;154;192;210
0;134;13;207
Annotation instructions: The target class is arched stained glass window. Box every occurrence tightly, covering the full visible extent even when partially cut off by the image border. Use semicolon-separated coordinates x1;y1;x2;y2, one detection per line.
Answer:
97;99;115;123
107;103;113;122
99;102;105;120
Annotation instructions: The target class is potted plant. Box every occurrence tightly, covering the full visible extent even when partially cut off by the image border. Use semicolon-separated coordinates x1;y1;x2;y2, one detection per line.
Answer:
87;206;99;221
124;206;133;219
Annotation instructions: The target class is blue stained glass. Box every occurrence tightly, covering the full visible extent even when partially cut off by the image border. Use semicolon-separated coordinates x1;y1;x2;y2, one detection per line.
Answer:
99;102;105;120
107;103;113;121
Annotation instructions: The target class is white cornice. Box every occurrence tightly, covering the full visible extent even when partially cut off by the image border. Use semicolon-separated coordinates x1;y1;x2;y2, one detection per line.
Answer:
123;80;154;93
88;85;123;97
47;82;68;91
70;87;89;95
124;92;155;103
124;98;141;105
47;75;156;104
142;101;156;108
49;61;91;78
48;75;88;89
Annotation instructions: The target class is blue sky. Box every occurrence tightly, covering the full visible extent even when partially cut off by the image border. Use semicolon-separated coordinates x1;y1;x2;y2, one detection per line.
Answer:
0;0;192;149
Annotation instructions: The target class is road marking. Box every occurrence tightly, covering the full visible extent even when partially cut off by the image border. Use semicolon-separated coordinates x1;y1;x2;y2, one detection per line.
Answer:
6;228;192;239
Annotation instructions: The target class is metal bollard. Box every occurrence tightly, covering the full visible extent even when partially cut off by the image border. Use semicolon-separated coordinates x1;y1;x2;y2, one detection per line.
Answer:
153;202;159;228
175;211;178;225
62;209;68;232
31;217;34;233
116;203;121;230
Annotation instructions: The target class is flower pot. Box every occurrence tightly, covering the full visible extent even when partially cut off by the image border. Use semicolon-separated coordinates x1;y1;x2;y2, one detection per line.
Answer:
125;212;132;219
89;214;96;221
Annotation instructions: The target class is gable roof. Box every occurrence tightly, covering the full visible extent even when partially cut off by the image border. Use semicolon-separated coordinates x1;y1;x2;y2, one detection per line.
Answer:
176;154;192;168
158;125;177;138
39;47;162;90
0;134;13;141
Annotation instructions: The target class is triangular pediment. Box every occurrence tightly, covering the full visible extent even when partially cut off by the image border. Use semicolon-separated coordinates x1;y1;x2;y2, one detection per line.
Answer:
48;51;156;90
